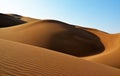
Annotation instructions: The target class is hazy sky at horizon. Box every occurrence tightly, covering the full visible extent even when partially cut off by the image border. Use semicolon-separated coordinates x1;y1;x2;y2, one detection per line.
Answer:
0;0;120;33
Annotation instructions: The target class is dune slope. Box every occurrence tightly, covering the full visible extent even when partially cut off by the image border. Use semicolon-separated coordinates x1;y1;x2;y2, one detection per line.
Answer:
75;26;120;68
0;39;120;76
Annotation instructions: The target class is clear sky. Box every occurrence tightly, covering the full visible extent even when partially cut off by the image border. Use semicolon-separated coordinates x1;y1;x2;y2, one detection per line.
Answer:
0;0;120;33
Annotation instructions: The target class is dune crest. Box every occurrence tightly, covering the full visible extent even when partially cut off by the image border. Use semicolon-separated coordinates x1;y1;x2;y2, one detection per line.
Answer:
8;14;39;22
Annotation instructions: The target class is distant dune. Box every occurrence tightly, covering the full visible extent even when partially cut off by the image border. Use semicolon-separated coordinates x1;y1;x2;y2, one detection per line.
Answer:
0;13;120;75
0;13;26;27
8;14;39;22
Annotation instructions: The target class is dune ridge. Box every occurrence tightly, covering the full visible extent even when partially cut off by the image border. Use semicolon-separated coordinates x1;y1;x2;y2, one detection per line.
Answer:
8;14;39;22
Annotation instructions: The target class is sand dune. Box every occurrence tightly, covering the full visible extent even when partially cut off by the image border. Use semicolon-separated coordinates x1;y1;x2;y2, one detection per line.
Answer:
81;27;120;68
0;13;26;27
8;14;39;22
0;13;120;75
0;39;120;76
0;19;104;57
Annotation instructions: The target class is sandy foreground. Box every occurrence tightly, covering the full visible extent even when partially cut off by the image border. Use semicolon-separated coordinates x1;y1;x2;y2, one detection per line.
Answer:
0;13;120;76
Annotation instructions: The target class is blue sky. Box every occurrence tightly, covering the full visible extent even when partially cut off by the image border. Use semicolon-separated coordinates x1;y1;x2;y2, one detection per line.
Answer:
0;0;120;33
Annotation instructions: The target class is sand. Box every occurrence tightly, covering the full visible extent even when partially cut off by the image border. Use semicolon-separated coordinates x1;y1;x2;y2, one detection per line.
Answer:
0;39;120;76
0;13;120;75
81;27;120;68
0;13;26;27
